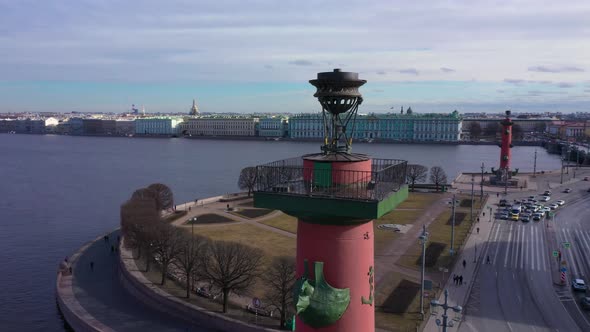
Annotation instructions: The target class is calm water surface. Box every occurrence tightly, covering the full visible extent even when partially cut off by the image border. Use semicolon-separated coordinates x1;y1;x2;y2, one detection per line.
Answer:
0;134;560;331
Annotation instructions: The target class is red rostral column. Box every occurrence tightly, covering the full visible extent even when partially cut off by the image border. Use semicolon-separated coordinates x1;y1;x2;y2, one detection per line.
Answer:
254;69;408;332
499;110;514;170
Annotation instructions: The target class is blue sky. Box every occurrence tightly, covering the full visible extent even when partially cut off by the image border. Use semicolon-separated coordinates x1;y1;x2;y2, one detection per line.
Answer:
0;0;589;113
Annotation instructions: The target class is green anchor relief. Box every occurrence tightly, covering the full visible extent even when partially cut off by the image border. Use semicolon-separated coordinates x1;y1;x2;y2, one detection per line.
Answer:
361;266;374;306
293;260;350;328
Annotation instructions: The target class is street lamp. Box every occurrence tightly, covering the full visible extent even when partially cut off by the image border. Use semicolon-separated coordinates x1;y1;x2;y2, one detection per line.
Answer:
430;289;463;332
447;195;460;256
419;225;429;320
470;174;475;224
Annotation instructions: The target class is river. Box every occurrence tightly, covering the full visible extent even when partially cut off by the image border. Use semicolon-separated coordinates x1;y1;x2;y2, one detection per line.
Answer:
0;134;561;331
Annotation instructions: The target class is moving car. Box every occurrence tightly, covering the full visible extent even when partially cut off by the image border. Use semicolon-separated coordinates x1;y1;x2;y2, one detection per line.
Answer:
520;214;531;222
499;213;510;220
556;200;565;206
549;203;559;210
581;297;590;310
564;188;572;193
572;279;587;292
511;214;520;221
544;190;552;196
499;199;508;206
539;196;550;202
532;213;543;221
584;176;589;181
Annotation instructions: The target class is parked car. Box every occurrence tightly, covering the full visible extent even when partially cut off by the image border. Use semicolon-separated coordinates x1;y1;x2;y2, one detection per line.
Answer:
499;199;508;207
572;279;587;292
528;195;535;200
195;287;219;299
581;297;590;310
556;200;565;206
584;176;589;181
564;188;572;193
544;190;552;196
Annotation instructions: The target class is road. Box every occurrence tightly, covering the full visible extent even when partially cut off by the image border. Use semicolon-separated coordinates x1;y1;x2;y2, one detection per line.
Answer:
460;170;590;332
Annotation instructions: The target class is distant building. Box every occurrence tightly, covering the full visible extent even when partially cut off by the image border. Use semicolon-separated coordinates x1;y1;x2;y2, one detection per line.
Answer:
0;120;16;133
82;119;116;135
288;111;462;142
189;99;199;116
135;118;182;136
115;120;135;136
258;117;286;137
179;117;258;137
11;119;46;134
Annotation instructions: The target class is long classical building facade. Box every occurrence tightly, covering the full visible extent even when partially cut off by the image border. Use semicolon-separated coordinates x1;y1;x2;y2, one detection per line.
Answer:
178;117;258;137
288;111;462;141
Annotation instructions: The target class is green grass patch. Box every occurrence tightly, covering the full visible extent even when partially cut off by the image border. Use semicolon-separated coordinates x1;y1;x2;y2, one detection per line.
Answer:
446;212;467;226
395;192;440;209
231;208;274;219
416;242;446;267
260;213;298;234
381;279;420;313
185;213;235;224
163;210;188;223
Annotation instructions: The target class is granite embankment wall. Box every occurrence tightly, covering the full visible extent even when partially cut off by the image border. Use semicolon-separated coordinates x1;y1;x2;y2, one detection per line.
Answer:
56;235;115;332
118;239;279;332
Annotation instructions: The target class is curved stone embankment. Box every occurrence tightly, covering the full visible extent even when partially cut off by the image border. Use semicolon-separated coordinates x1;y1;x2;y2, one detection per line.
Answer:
56;235;115;332
118;239;279;332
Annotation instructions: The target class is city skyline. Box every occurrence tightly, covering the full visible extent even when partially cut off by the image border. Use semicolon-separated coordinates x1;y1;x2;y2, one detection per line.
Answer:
1;1;589;113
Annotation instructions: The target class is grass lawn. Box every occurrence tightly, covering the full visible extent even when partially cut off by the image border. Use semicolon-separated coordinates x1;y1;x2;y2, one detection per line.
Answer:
188;223;296;259
395;192;441;210
259;213;298;234
231;208;274;219
184;213;235;224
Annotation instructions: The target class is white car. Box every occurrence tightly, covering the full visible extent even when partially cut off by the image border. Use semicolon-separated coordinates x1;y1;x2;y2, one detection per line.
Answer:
564;188;572;193
556;200;565;206
539;196;550;202
549;203;559;210
573;279;587;292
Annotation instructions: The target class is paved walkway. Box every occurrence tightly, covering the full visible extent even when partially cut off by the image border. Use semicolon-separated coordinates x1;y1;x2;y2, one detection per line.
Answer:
71;229;205;331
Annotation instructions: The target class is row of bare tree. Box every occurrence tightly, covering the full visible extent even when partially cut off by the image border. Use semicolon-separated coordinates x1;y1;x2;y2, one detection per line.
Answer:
120;183;296;328
406;164;448;191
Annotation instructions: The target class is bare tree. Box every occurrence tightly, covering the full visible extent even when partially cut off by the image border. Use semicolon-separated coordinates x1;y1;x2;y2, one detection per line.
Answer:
175;231;208;298
483;122;500;137
151;223;183;285
263;256;296;328
406;164;428;191
238;167;258;196
201;241;264;313
131;187;158;202
148;183;174;211
120;197;159;262
512;124;524;140
468;122;482;139
430;166;448;192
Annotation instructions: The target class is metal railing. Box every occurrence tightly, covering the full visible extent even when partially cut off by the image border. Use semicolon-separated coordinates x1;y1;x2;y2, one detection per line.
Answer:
255;157;407;201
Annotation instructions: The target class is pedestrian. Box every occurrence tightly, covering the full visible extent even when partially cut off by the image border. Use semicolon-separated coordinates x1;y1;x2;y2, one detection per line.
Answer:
69;267;72;274
477;217;480;222
189;206;191;211
483;212;485;217
64;256;68;263
487;255;491;264
477;227;480;234
90;261;94;271
459;275;464;285
462;259;466;269
496;192;499;198
111;245;115;253
453;274;457;285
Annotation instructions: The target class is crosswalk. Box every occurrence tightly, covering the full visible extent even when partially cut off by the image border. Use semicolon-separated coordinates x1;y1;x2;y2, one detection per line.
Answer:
555;227;590;277
484;222;550;272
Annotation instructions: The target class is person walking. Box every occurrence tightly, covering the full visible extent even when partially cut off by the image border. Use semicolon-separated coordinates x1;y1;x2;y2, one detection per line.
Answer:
459;275;464;285
486;255;491;264
462;259;466;269
453;275;457;285
477;227;480;234
90;261;94;271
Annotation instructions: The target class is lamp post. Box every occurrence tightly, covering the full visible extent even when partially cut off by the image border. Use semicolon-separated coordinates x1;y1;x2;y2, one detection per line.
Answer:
419;225;429;320
448;195;458;256
533;149;537;178
489;206;493;222
480;162;484;201
470;175;475;224
431;289;463;332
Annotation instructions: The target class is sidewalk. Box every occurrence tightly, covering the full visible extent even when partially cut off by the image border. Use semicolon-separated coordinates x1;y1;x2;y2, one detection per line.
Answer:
423;193;499;332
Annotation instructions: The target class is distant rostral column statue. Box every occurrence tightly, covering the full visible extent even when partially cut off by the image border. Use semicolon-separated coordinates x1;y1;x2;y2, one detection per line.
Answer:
498;110;514;181
254;69;408;331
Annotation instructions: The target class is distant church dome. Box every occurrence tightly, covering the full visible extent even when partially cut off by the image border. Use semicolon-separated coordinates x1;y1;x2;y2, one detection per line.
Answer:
189;99;199;116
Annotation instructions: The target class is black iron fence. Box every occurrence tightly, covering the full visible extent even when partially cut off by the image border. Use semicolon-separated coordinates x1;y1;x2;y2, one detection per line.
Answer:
255;157;407;201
